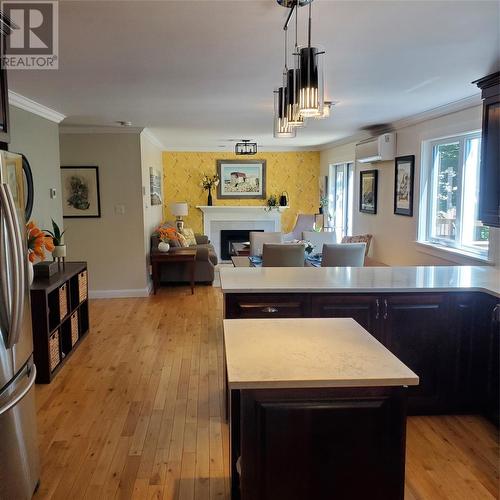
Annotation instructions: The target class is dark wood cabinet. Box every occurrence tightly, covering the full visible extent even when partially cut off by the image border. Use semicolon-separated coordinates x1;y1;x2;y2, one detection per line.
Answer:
383;294;447;413
225;293;311;319
233;387;407;500
311;294;382;341
474;72;500;228
224;290;499;418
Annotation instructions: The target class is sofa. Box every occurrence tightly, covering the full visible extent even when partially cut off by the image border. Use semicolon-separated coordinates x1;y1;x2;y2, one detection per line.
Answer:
151;233;218;284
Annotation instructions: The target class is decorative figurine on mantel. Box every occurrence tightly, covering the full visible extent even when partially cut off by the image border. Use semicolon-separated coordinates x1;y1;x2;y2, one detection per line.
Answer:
200;174;219;206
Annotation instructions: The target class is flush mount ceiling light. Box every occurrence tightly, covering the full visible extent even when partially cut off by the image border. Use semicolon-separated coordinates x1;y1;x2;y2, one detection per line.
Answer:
235;140;258;155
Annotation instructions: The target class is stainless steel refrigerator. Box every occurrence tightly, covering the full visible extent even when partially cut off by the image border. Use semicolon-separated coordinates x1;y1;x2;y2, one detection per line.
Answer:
0;150;40;499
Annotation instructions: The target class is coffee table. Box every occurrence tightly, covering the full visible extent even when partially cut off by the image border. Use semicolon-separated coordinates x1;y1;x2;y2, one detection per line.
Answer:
151;248;197;294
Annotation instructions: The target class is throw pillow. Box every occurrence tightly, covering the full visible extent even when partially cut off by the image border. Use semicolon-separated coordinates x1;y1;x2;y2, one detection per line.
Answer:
181;228;197;246
177;232;190;248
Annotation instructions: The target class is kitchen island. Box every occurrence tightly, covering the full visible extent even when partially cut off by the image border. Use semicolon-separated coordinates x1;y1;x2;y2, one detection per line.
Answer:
221;266;500;420
224;317;418;500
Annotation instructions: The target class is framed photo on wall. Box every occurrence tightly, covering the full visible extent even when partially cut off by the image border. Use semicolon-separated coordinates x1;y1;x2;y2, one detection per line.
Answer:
61;166;101;218
149;167;162;206
216;160;266;199
394;155;415;216
359;169;378;214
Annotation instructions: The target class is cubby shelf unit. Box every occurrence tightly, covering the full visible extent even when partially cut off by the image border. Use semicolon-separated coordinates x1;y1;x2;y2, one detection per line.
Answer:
30;262;89;383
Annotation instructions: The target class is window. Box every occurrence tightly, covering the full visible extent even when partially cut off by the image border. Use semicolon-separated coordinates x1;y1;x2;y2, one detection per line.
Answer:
328;162;354;241
420;131;489;258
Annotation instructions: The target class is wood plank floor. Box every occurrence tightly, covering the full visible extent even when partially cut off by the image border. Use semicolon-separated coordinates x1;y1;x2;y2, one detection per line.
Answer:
34;285;499;500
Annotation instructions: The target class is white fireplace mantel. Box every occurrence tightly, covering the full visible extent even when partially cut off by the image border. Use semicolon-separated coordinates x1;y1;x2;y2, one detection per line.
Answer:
196;206;289;261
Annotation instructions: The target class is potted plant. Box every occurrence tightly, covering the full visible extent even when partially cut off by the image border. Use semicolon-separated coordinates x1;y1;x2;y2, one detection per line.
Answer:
319;195;328;214
265;194;280;212
200;174;220;206
45;219;66;260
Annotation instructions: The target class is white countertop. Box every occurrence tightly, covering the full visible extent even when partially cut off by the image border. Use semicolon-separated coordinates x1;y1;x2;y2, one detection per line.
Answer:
220;265;500;297
223;318;419;389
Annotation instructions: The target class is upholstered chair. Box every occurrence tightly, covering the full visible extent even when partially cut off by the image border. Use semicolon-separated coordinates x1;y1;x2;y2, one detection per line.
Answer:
249;231;283;256
321;243;366;267
262;244;305;267
283;214;316;241
302;230;337;252
341;234;373;256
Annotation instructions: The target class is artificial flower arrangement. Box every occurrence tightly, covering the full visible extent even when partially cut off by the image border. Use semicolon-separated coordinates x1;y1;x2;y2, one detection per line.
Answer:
295;239;314;255
200;174;220;191
157;226;178;243
26;221;54;263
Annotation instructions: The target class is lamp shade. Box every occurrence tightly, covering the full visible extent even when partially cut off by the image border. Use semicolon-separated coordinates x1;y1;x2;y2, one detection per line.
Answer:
170;202;188;217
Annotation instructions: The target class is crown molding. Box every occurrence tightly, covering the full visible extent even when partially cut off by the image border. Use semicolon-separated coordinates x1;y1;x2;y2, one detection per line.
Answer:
163;144;322;152
316;93;482;151
141;128;167;150
59;125;143;134
8;91;66;123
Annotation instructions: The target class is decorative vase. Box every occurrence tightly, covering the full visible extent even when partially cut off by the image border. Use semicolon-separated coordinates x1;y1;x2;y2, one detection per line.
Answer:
319;206;323;214
27;261;34;286
279;192;288;207
158;241;170;252
53;244;67;259
207;189;213;206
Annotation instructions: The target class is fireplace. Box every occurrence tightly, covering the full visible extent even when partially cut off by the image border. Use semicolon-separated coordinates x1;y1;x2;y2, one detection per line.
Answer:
220;229;263;261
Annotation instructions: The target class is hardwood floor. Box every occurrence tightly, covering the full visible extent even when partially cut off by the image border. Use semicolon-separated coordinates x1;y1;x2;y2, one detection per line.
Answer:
34;286;499;500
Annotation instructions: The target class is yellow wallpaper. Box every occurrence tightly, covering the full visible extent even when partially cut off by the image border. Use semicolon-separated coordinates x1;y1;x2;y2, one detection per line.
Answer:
162;151;321;234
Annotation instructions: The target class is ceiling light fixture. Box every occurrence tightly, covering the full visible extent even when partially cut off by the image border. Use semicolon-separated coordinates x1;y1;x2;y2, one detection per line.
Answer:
274;0;330;138
235;140;258;155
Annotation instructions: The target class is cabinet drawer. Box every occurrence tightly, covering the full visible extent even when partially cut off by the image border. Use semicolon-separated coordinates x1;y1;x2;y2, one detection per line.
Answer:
225;294;310;319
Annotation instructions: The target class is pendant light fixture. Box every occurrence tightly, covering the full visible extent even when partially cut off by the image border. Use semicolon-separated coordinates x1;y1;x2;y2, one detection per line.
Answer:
286;2;305;128
235;139;258;155
298;1;324;117
273;18;296;138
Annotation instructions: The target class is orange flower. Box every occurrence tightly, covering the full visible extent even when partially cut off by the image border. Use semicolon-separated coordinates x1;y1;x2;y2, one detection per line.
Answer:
26;220;55;263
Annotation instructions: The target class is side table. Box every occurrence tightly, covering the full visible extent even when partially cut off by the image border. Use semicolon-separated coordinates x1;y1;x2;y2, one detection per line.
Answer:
151;249;197;295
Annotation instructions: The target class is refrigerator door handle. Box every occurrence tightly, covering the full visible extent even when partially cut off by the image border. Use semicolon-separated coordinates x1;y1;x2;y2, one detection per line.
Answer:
0;184;23;349
0;364;36;416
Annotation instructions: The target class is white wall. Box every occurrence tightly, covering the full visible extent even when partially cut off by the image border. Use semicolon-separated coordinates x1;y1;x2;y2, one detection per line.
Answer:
59;132;149;296
8;106;62;232
140;132;164;283
320;105;498;266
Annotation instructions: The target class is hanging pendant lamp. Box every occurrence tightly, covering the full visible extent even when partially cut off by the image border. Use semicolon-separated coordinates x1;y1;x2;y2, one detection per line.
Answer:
298;1;325;118
274;86;296;138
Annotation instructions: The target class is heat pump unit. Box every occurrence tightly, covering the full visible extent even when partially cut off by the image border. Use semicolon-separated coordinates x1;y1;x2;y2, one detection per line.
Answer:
355;133;396;163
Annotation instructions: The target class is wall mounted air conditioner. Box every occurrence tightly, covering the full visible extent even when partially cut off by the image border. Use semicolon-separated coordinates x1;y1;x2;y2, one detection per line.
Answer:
355;133;396;163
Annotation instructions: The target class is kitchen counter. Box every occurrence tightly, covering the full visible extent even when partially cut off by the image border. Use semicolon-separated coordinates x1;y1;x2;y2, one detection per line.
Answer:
220;265;500;297
224;318;418;390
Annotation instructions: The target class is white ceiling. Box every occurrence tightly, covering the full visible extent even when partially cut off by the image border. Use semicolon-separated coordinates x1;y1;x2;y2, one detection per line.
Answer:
9;0;500;150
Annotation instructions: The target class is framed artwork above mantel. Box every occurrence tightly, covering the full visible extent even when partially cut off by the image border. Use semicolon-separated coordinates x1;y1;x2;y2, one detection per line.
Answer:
216;159;266;199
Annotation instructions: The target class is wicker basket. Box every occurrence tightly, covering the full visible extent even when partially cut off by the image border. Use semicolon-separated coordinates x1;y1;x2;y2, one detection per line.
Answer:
71;312;79;346
49;331;60;371
59;284;68;321
78;271;88;303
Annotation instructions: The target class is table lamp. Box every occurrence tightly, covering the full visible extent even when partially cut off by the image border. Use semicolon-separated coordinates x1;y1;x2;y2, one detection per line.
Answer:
170;202;188;231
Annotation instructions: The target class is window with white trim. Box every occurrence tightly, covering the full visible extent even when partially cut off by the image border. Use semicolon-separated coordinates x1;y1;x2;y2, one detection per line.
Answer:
419;131;489;258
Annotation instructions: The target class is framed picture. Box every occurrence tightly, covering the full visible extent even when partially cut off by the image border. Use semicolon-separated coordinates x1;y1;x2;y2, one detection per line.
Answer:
149;167;162;206
359;169;378;214
216;160;266;199
394;155;415;216
61;166;101;218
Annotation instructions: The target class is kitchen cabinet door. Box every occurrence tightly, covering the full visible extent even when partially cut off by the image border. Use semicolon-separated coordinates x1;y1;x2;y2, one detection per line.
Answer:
383;294;448;414
311;294;383;341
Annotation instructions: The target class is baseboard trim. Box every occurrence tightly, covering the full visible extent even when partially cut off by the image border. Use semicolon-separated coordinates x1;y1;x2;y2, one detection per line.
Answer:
89;288;151;299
